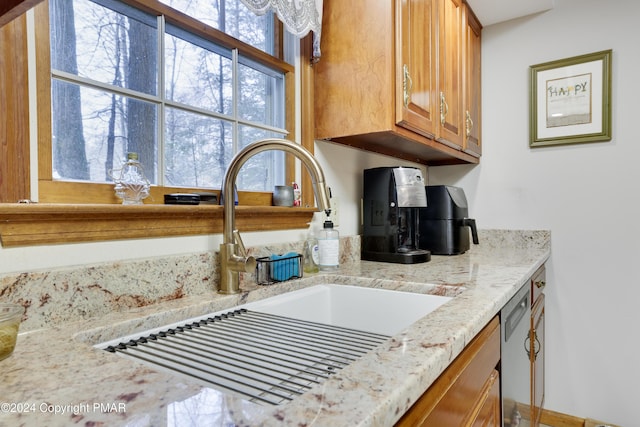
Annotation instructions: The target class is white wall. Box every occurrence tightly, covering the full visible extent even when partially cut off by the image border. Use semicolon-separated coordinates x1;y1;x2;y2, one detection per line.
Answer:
313;141;426;235
430;0;639;424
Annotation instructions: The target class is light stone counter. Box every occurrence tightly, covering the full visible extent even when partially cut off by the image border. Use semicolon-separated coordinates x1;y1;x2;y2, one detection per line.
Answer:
0;230;550;426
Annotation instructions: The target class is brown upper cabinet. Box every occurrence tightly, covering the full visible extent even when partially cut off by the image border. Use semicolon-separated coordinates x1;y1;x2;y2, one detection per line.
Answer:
436;0;464;150
463;4;482;157
397;0;438;141
314;0;482;165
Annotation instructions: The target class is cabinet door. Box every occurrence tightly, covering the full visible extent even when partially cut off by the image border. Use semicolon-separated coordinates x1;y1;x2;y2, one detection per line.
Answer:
395;317;500;426
396;0;437;139
469;370;501;427
531;294;545;427
436;0;463;149
314;0;395;140
463;5;481;156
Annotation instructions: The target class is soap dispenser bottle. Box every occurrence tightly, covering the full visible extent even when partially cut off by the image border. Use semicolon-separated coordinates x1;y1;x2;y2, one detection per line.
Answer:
317;217;339;271
303;222;319;273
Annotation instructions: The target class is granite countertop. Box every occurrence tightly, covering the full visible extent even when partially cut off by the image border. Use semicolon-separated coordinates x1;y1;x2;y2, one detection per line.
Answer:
0;230;550;426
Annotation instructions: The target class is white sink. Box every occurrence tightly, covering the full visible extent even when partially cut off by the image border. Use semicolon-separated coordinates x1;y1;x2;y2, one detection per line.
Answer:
95;284;452;405
241;284;451;336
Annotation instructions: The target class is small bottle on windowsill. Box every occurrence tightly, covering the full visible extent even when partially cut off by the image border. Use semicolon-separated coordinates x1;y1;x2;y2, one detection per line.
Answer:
112;152;150;205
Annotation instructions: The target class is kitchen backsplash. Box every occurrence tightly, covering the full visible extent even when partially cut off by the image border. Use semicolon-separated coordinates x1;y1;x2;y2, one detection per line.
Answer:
0;230;549;332
0;235;361;332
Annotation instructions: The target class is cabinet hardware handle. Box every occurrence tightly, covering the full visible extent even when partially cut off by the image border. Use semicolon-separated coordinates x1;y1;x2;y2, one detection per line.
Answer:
524;329;541;361
465;110;473;137
403;64;413;107
535;280;546;289
440;92;448;125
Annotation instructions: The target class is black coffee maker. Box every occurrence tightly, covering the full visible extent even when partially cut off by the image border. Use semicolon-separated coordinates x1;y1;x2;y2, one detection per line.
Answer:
419;185;479;255
362;167;431;264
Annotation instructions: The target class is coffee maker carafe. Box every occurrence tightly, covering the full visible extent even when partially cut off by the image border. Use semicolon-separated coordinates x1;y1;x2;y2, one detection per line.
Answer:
362;167;431;264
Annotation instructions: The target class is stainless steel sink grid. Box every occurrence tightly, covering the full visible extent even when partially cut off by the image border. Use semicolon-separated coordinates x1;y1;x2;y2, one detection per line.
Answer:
102;309;390;406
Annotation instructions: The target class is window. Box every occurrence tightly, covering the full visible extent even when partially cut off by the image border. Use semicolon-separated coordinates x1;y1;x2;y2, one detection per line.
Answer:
44;0;293;200
159;0;276;55
0;1;317;246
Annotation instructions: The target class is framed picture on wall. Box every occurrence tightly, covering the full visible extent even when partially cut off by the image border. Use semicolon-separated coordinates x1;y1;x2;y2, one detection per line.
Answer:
529;49;612;147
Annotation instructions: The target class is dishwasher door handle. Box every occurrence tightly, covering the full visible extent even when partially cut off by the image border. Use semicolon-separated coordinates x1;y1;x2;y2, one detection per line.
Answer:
504;292;529;341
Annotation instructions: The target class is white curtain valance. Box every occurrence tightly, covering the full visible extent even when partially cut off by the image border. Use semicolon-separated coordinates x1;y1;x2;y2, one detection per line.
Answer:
240;0;323;59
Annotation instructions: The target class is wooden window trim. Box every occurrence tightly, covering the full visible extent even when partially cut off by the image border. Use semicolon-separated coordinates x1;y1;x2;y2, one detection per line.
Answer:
0;14;30;204
0;204;316;247
0;2;318;248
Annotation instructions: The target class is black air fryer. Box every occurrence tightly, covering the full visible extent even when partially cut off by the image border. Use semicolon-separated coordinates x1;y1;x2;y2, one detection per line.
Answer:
418;185;479;255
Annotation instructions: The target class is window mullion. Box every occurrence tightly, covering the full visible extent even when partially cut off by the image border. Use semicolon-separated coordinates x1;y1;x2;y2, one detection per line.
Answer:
157;14;166;186
162;98;287;136
232;47;239;154
51;70;159;105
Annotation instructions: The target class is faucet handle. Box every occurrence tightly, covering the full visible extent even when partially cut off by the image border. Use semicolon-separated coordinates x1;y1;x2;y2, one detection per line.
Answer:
233;230;257;273
233;230;248;257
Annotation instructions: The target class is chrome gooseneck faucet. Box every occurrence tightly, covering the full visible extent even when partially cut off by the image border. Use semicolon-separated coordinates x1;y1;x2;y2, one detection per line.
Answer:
219;138;332;294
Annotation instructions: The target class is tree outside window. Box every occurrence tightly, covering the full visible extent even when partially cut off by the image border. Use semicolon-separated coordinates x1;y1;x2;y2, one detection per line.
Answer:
48;0;288;193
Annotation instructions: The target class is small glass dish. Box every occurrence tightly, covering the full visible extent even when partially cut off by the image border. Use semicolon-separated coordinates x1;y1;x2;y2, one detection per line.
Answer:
0;303;24;361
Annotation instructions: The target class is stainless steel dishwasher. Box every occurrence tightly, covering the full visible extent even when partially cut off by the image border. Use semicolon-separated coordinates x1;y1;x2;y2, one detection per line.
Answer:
501;283;532;427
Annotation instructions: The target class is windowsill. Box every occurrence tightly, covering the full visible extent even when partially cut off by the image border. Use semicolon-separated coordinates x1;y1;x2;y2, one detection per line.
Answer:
0;203;316;247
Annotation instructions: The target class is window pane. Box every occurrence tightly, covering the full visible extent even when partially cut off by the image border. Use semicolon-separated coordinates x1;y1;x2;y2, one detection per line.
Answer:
238;58;285;127
49;0;158;95
159;0;275;55
47;0;288;197
165;30;233;115
51;80;158;184
164;107;232;188
237;126;286;191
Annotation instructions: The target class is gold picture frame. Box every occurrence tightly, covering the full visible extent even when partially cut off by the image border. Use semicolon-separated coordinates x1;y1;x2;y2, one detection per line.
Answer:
529;49;612;147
